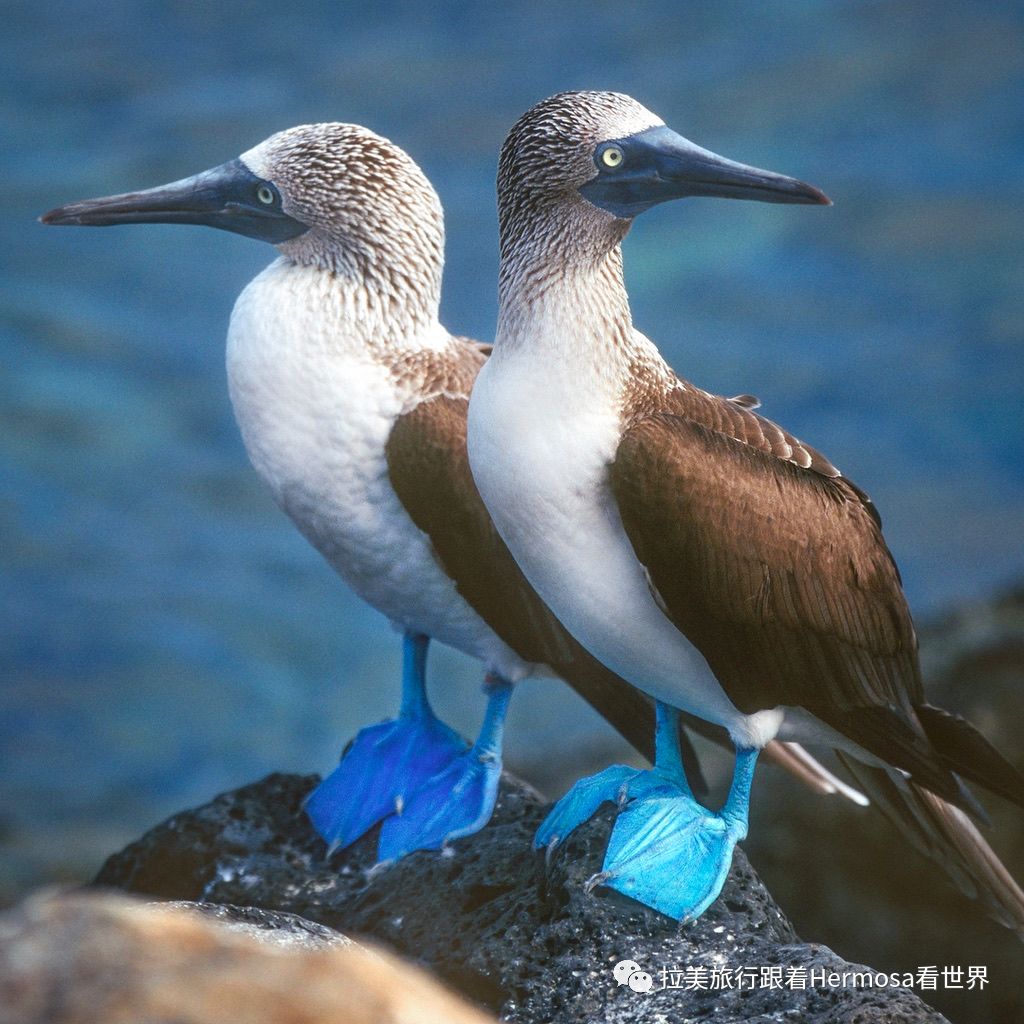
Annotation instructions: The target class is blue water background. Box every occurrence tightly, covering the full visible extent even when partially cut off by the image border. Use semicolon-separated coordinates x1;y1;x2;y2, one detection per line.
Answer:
2;0;1023;895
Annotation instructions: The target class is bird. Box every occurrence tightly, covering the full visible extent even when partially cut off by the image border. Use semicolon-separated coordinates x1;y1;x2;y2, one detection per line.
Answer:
467;90;1024;928
40;122;850;866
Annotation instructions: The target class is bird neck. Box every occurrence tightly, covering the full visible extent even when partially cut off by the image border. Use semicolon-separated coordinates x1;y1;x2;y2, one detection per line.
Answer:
231;256;448;375
496;222;650;381
276;228;443;351
286;248;443;356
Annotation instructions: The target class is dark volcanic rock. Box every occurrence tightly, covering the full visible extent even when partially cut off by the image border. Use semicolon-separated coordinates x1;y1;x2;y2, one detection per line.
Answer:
96;772;946;1023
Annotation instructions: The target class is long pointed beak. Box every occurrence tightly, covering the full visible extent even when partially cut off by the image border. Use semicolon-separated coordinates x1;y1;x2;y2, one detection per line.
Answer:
653;128;830;205
580;125;830;219
41;159;309;244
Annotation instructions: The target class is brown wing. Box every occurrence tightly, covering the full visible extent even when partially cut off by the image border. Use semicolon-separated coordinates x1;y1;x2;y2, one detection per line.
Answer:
610;390;972;805
387;395;575;674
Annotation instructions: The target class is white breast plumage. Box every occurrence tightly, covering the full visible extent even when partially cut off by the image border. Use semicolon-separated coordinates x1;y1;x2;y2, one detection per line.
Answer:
226;258;532;680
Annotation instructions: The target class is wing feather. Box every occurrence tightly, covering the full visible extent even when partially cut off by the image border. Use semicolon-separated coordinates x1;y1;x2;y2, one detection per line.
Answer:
609;400;968;801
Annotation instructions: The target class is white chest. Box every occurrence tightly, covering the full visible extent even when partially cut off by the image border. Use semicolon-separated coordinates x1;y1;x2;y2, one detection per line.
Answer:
224;260;528;677
226;264;402;574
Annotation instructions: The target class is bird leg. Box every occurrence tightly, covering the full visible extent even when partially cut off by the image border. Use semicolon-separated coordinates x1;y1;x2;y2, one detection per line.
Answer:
599;704;759;920
305;632;466;855
378;672;514;860
534;700;694;852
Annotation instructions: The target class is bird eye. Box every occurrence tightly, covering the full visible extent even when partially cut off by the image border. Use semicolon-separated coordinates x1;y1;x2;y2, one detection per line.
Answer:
600;145;624;169
256;185;276;205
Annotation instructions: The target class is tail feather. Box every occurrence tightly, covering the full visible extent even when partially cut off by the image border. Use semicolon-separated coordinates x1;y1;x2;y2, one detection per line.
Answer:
819;704;968;811
916;703;1024;809
837;753;1024;937
771;742;868;805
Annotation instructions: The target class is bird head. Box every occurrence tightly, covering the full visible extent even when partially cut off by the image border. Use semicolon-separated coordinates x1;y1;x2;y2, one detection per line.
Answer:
42;123;445;285
498;91;829;255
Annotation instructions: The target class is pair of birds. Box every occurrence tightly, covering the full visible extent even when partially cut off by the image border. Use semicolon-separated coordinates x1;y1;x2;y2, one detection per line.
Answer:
44;91;1024;929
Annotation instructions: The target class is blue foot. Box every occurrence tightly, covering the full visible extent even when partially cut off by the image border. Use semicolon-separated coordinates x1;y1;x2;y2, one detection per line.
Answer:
305;632;466;854
537;702;760;922
596;776;749;921
306;714;466;854
378;676;513;860
535;765;643;851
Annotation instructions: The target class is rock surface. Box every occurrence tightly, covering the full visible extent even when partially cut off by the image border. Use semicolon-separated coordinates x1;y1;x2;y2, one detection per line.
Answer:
95;772;946;1023
0;889;494;1024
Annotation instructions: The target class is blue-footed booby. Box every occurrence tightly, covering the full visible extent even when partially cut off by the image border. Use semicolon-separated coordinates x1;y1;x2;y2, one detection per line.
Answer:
41;122;846;864
467;91;1024;929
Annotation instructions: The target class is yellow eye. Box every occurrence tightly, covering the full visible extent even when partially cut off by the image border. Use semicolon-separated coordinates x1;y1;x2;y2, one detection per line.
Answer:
601;145;624;169
256;185;275;205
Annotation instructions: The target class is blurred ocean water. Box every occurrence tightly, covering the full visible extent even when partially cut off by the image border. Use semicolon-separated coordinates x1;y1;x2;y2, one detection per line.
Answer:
2;0;1023;896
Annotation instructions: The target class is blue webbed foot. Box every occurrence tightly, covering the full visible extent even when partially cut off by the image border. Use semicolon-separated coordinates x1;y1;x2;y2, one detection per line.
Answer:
595;779;748;921
378;676;514;860
306;632;469;855
306;714;466;854
378;746;499;859
534;764;642;851
536;702;761;923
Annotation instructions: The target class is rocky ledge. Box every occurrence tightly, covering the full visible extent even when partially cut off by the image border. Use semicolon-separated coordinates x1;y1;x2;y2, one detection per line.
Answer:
79;771;945;1023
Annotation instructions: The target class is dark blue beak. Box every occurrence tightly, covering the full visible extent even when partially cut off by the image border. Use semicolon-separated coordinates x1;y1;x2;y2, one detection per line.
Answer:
580;125;830;219
41;159;309;244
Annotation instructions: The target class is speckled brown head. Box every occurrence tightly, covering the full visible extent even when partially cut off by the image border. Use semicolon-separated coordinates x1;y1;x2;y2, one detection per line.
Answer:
240;124;443;287
497;92;660;261
42;123;445;309
498;90;829;265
